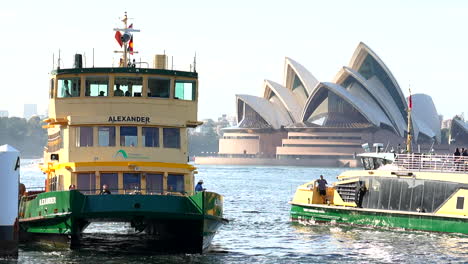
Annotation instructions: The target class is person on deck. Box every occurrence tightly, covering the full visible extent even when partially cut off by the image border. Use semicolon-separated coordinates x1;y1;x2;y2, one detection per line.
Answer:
100;184;111;195
195;180;205;192
315;175;328;203
114;84;124;96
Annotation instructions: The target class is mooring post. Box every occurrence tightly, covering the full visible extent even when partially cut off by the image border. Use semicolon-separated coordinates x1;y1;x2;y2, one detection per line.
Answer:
0;145;20;257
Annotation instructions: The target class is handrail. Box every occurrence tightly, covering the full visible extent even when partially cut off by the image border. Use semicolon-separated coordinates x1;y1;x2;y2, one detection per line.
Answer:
393;153;468;174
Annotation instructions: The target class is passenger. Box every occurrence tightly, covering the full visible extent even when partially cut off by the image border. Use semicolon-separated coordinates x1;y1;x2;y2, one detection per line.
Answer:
195;180;205;192
99;91;105;96
69;184;76;190
19;183;26;199
454;148;461;171
100;184;111;195
462;149;468;171
125;90;131;97
63;80;72;97
114;84;124;96
315;175;328;203
454;148;461;156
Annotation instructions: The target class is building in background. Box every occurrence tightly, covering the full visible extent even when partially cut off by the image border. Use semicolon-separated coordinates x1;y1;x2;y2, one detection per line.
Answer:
198;42;446;167
0;110;8;117
449;115;468;146
23;104;38;120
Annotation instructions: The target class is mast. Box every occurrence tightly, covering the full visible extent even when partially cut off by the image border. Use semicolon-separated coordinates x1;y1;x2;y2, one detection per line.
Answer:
113;12;140;67
406;87;412;153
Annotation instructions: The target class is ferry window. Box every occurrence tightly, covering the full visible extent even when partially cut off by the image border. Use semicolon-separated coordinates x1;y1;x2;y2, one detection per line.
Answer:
114;77;143;97
85;76;109;97
148;78;170;98
163;128;180;148
123;173;141;193
456;197;464;210
167;174;184;192
146;173;163;194
120;126;137;147
174;81;196;100
58;78;81;98
142;127;159;147
101;173;118;193
50;79;54;99
77;173;96;194
76;127;93;147
98;126;116;146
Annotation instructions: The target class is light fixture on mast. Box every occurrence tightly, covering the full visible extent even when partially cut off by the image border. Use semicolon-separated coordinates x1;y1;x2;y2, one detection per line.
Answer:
113;12;140;67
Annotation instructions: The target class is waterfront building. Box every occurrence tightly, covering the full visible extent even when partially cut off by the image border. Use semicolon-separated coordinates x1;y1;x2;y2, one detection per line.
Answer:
449;117;468;146
212;42;443;167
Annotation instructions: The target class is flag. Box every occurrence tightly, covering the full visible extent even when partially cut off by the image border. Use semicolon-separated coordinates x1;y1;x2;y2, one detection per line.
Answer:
408;93;412;109
128;35;134;55
115;31;123;47
129;23;133;29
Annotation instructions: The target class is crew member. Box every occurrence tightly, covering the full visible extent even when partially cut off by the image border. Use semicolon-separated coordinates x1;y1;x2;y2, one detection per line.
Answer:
195;180;205;192
315;175;328;203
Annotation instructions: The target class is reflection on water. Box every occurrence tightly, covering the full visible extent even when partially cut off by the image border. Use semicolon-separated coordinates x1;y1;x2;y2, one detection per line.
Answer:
16;162;468;263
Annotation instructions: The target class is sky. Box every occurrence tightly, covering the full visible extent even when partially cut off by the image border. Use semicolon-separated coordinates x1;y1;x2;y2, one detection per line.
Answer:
1;0;467;120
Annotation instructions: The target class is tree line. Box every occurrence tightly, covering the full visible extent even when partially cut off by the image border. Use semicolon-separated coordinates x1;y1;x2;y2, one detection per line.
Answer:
0;116;47;158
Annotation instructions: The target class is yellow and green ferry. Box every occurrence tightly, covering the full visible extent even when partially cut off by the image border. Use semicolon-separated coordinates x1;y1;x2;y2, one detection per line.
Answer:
290;145;468;234
18;13;227;253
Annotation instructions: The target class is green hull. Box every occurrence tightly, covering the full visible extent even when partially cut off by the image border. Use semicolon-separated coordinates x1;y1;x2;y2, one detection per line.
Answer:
291;203;468;234
19;190;226;253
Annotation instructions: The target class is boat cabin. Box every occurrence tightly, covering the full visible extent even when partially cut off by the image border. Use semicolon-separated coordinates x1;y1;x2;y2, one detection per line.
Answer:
42;58;202;196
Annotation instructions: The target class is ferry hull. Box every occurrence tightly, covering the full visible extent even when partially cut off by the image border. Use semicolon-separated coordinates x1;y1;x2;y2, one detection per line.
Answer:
291;204;468;234
19;190;226;253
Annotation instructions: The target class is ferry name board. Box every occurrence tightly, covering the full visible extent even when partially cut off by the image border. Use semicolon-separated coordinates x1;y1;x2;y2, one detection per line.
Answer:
108;116;150;124
39;197;56;206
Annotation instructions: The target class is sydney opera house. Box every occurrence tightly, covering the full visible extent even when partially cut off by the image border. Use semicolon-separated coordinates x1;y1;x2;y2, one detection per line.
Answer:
198;42;445;167
450;118;468;146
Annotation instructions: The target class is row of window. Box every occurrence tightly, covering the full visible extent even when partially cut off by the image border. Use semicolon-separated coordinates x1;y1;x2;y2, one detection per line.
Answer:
76;126;180;148
52;76;196;101
222;136;260;139
76;172;184;194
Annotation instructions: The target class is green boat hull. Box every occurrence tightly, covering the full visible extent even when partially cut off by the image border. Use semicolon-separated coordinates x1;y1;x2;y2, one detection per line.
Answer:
291;204;468;234
19;190;226;253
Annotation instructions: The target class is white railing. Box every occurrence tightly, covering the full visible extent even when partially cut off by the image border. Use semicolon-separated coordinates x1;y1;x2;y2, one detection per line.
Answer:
393;154;468;173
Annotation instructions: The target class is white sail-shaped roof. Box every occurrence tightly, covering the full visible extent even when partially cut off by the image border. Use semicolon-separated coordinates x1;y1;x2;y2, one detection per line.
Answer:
236;94;292;129
283;57;319;107
348;42;408;126
410;94;441;143
301;82;393;129
263;80;302;122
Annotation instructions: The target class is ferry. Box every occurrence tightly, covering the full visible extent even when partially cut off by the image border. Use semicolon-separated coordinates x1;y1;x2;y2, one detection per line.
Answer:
18;13;227;253
290;143;468;234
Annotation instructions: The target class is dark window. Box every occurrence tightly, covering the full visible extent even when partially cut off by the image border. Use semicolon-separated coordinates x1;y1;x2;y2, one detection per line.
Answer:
114;77;143;97
77;173;96;194
77;127;93;147
50;79;55;99
146;173;163;194
100;173;118;193
98;126;116;146
167;174;184;192
148;78;170;98
85;76;109;97
123;173;141;193
174;81;196;100
163;128;180;148
142;127;159;147
58;78;81;98
456;197;464;210
120;126;137;147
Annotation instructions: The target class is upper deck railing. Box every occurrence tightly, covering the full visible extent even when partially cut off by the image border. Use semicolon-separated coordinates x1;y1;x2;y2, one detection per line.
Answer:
393;154;468;174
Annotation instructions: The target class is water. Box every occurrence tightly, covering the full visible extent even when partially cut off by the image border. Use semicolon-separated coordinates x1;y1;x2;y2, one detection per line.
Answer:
5;160;468;263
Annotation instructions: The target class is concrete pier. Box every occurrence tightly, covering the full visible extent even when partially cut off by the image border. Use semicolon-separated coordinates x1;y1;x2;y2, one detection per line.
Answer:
0;145;20;257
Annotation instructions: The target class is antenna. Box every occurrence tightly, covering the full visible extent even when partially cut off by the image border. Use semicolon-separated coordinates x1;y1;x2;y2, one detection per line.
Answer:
58;49;61;70
52;53;55;70
92;48;95;68
194;52;197;72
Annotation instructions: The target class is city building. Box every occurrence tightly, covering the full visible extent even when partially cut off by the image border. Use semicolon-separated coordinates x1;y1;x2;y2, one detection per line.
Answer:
0;110;8;117
198;42;445;167
450;116;468;146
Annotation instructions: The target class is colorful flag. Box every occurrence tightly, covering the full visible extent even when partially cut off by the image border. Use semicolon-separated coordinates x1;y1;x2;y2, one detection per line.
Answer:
409;95;412;109
128;35;134;55
115;31;123;47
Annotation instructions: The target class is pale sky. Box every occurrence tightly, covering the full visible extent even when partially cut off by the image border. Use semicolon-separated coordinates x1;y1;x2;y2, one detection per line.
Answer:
1;0;467;120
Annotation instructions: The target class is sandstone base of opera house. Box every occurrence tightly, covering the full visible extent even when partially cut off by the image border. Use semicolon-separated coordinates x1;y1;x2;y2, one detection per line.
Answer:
194;157;360;168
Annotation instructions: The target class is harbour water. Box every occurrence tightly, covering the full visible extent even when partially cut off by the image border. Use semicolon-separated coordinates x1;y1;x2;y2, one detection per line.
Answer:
5;160;468;263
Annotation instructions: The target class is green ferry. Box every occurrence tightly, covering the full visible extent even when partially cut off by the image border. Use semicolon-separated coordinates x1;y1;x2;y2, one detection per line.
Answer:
290;145;468;234
18;13;227;253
